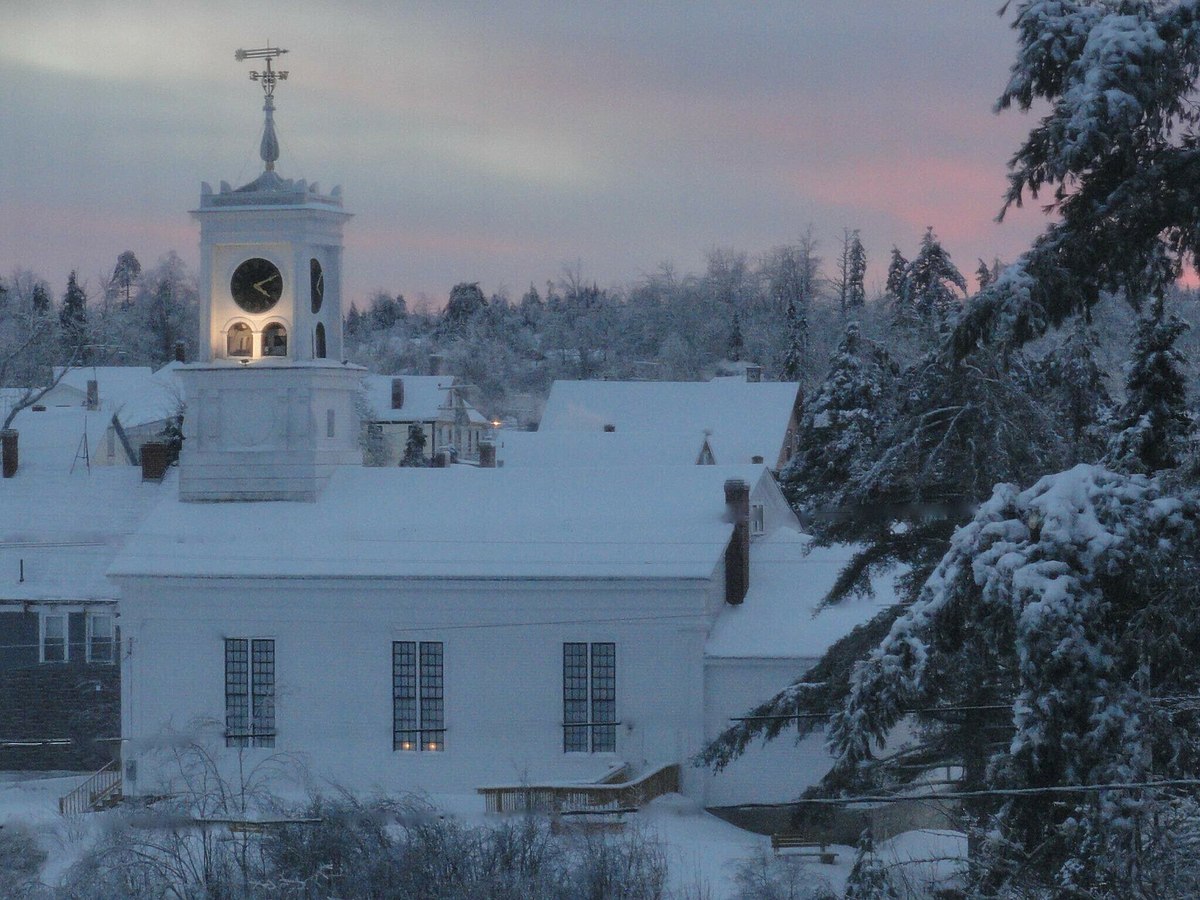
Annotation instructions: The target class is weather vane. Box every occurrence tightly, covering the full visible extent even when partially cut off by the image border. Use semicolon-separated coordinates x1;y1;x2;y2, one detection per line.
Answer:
235;45;289;172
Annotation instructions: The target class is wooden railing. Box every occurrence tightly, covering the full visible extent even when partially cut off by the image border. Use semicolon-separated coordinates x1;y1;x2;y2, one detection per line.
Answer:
59;759;121;815
478;762;680;814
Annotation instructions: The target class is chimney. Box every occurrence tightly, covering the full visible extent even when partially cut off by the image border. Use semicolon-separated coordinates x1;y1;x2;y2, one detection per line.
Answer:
391;377;405;410
140;441;169;481
86;380;99;410
1;430;17;478
479;440;496;468
429;353;446;376
723;478;750;605
751;455;764;465
603;423;616;433
173;341;186;363
745;365;762;383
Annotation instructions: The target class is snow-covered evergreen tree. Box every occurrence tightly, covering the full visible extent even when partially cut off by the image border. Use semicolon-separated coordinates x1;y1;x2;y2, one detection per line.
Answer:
1106;296;1192;474
59;270;88;356
843;830;896;900
1038;318;1114;464
400;424;427;467
828;464;1200;895
847;232;867;310
885;247;907;307
956;0;1200;353
778;298;807;382
904;227;966;328
779;322;897;510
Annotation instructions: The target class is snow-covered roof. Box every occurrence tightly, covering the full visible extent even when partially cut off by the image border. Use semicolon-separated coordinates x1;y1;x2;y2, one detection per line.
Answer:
361;374;488;425
0;467;166;602
110;464;773;581
5;406;117;473
49;364;182;428
539;378;800;466
704;530;903;659
497;429;712;468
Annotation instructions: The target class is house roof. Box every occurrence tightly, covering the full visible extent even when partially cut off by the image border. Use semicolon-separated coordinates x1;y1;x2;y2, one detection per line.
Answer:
0;467;165;602
538;378;800;466
361;374;488;425
50;364;183;428
704;530;904;659
496;429;712;468
110;464;773;581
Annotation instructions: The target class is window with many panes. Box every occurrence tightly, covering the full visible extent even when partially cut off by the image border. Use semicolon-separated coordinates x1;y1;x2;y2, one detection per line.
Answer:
225;639;275;748
87;613;115;663
563;642;616;753
40;613;67;663
393;641;444;751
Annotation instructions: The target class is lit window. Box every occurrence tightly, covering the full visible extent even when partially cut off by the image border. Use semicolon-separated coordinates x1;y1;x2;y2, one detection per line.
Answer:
87;613;115;663
225;639;275;748
563;642;615;753
393;641;444;751
41;613;67;663
751;504;765;535
227;322;253;357
262;323;288;357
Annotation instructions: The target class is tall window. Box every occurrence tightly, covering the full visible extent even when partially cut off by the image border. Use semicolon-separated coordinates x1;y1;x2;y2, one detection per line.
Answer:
563;642;616;753
393;641;444;751
225;639;275;748
87;613;115;663
40;613;67;663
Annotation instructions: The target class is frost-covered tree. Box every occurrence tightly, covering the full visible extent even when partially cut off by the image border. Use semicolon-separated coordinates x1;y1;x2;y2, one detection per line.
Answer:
956;0;1200;353
400;424;427;467
834;228;868;315
843;830;896;900
727;309;744;362
59;271;88;357
885;247;908;305
904;227;966;328
1106;295;1192;474
779;322;898;509
778;298;807;382
109;250;141;308
1038;318;1114;464
828;465;1200;895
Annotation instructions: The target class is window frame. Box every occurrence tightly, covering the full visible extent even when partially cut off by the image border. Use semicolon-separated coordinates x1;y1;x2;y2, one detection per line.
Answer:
562;642;617;753
40;612;68;664
393;640;445;752
86;612;116;664
750;503;766;536
225;638;276;748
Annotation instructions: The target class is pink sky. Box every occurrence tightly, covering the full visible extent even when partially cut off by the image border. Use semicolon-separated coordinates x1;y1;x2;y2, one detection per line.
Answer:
1;1;1051;307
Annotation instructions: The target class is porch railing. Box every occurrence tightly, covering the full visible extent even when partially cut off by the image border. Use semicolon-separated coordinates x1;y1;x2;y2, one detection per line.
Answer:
59;759;121;815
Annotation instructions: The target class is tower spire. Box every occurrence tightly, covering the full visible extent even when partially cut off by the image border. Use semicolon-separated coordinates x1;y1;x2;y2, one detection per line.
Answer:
235;46;289;172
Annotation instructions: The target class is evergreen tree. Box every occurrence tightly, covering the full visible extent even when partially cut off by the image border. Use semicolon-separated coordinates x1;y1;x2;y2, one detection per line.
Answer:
1038;318;1114;464
344;302;364;338
844;830;896;900
779;322;898;510
847;231;867;309
31;282;50;315
885;247;908;304
727;309;744;362
956;1;1200;353
1105;296;1192;474
400;424;427;467
109;250;141;307
441;282;487;335
368;291;405;331
976;258;995;292
59;270;88;356
905;226;966;327
778;298;807;382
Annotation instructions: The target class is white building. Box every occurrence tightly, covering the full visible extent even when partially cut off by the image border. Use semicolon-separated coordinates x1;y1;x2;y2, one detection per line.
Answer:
360;374;491;465
538;376;803;469
107;55;897;811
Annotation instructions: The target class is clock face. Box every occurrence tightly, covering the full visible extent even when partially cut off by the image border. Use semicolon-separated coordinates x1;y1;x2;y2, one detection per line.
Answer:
230;257;283;314
310;258;324;314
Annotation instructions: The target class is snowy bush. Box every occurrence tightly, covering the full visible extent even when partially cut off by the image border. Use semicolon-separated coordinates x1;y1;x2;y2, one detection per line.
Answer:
729;849;835;900
0;824;47;898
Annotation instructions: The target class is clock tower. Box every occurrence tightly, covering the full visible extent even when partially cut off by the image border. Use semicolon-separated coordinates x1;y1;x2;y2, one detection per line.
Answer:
177;46;363;502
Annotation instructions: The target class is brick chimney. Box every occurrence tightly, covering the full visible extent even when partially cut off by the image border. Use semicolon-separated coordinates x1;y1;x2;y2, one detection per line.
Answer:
1;430;17;478
724;478;750;605
140;442;169;481
479;440;496;468
173;341;186;363
744;365;762;383
391;377;405;410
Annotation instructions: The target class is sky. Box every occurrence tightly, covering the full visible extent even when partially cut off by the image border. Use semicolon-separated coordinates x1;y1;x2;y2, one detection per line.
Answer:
0;1;1052;310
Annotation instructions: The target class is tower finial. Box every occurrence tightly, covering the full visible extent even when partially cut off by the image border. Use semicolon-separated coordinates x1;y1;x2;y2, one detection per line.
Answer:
235;46;289;172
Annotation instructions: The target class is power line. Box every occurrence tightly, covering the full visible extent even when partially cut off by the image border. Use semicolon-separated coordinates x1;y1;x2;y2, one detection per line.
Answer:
731;695;1200;722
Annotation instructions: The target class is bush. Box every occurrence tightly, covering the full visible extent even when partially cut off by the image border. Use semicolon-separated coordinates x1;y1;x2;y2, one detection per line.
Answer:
0;824;47;897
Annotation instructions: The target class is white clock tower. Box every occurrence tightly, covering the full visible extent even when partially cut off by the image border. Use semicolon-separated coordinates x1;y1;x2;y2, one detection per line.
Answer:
177;46;364;502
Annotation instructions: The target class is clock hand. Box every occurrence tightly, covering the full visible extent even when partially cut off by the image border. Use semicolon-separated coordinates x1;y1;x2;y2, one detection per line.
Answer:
253;273;279;296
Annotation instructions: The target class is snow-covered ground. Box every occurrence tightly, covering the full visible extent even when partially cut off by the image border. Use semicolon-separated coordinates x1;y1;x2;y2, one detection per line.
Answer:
1;772;963;897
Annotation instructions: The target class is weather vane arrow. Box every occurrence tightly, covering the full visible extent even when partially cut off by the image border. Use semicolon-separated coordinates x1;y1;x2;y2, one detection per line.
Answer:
235;45;289;172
